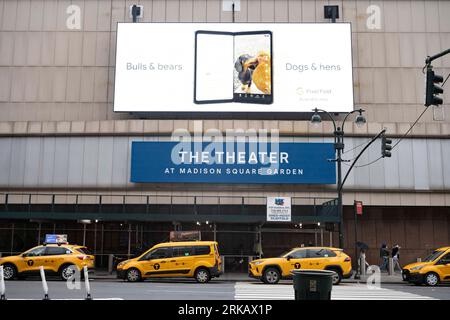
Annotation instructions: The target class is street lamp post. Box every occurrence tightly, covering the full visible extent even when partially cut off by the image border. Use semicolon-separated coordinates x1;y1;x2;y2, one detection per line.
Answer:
311;108;366;249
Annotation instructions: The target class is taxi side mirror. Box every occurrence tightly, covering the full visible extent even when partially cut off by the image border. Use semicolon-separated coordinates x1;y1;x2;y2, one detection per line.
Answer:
286;255;292;261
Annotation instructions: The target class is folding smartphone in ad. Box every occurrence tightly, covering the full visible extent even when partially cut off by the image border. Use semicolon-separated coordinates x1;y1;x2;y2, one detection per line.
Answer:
194;30;273;105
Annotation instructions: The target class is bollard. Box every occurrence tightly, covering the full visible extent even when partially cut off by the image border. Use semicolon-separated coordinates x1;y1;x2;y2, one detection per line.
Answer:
360;256;366;276
220;256;225;274
84;266;92;300
388;257;394;275
40;266;50;300
0;266;6;300
108;254;114;274
417;258;422;263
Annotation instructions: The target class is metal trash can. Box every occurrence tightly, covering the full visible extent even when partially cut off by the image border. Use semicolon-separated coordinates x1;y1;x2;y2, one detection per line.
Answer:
291;270;335;300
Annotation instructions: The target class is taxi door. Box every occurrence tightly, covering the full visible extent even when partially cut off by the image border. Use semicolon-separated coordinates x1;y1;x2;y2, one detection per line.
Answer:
170;246;195;276
21;246;47;273
435;252;450;281
284;248;308;276
43;246;72;272
140;247;173;277
305;249;330;269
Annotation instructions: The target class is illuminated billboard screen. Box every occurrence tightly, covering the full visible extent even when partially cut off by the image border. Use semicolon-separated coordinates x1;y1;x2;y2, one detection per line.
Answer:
114;23;354;113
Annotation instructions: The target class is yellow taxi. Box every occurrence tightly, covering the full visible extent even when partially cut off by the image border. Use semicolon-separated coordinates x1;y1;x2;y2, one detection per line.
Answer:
249;247;352;285
117;241;222;283
0;244;95;281
402;246;450;286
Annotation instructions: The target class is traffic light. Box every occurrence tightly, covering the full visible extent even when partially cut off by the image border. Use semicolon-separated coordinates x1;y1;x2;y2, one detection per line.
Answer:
381;133;392;158
425;67;444;107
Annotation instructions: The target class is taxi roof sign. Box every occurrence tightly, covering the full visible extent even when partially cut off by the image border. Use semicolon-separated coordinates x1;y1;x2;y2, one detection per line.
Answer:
45;234;68;245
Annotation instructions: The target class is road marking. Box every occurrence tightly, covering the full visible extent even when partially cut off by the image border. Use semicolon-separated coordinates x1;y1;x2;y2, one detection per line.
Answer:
234;282;438;300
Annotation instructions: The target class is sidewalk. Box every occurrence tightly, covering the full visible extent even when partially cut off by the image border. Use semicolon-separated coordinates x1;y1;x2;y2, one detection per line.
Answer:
90;271;405;284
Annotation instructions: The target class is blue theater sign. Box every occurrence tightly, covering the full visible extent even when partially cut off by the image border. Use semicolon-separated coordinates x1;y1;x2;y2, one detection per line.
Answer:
130;141;336;184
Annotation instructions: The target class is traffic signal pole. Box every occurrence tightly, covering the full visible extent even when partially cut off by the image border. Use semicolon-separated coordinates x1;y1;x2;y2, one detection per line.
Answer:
339;129;387;193
425;48;450;65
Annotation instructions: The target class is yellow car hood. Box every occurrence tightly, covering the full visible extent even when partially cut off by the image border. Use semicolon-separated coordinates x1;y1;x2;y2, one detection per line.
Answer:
403;261;431;271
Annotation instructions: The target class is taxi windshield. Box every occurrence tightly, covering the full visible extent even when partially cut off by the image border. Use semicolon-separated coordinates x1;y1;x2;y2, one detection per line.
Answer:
423;250;445;262
279;249;295;258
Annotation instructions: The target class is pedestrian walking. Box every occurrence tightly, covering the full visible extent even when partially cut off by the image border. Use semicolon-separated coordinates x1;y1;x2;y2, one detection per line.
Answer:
379;243;390;271
392;244;401;271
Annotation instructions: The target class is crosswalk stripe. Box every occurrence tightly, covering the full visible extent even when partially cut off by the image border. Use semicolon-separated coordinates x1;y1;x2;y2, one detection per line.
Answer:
234;282;437;300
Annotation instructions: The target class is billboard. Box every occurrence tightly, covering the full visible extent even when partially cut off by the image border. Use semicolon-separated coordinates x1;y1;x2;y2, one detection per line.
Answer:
114;23;354;113
130;141;336;184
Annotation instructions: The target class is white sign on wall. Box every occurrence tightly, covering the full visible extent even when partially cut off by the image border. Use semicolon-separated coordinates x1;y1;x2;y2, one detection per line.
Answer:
114;23;354;113
267;197;291;222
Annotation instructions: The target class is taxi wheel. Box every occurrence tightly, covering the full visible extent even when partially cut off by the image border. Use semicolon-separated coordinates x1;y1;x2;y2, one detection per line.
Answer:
194;268;211;283
424;272;440;286
60;264;77;281
263;267;281;284
331;270;342;285
126;268;142;282
2;264;17;280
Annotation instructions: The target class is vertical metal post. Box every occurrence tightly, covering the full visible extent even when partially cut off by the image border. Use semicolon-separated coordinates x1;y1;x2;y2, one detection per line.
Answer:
360;255;367;276
258;225;262;259
320;228;324;246
94;222;97;256
388;257;394;275
354;201;358;273
194;196;197;215
37;222;41;245
135;224;139;246
213;223;217;242
101;223;104;268
108;254;114;274
83;223;87;246
10;223;14;255
127;224;131;258
329;231;333;247
336;129;344;249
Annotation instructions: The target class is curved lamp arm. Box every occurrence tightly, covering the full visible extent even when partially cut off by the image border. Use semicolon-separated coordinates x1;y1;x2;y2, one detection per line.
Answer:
342;108;365;133
313;108;337;132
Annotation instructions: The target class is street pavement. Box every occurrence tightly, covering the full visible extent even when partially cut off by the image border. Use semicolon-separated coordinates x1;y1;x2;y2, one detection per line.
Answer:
2;278;449;300
234;282;441;300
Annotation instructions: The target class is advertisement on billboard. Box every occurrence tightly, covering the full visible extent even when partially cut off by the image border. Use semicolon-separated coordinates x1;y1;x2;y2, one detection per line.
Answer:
130;141;336;184
114;23;354;113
